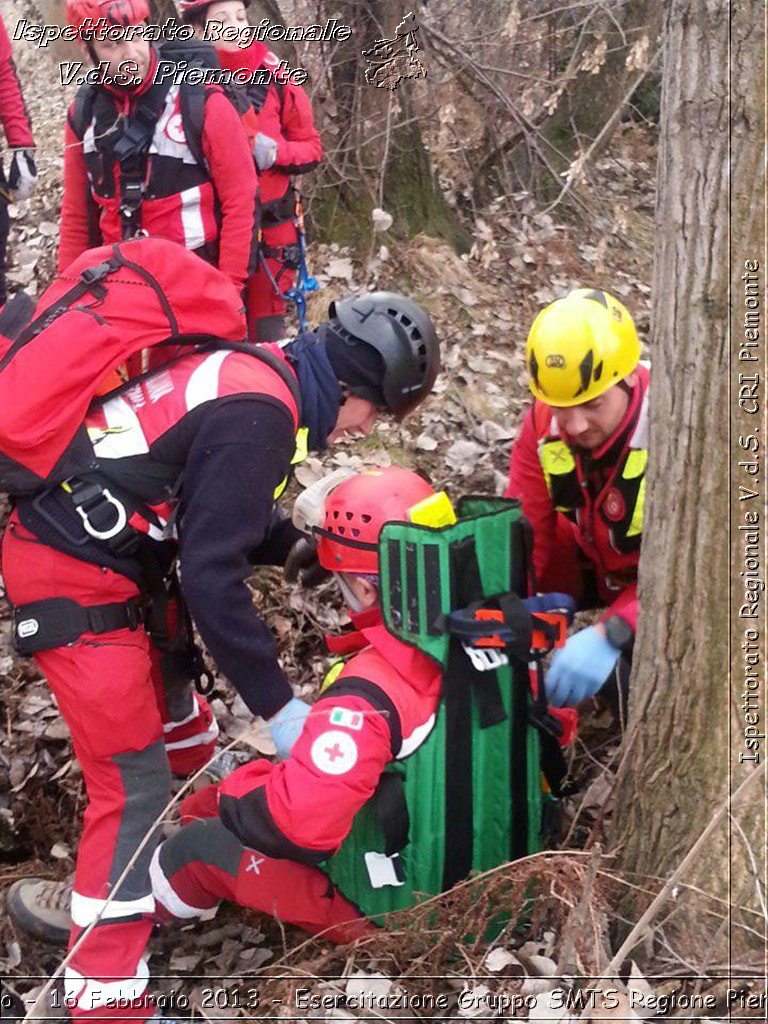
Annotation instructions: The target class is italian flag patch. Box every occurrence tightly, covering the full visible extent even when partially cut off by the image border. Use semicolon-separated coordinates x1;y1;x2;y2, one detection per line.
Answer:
329;707;364;731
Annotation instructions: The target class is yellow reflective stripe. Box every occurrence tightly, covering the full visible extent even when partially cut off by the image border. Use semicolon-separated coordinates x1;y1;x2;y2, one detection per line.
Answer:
622;447;647;537
627;476;645;537
291;427;308;466
273;427;309;500
623;449;648;479
273;478;288;500
320;659;345;695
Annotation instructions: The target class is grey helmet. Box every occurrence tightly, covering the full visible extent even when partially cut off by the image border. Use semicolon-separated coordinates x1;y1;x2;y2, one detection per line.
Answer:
328;292;440;417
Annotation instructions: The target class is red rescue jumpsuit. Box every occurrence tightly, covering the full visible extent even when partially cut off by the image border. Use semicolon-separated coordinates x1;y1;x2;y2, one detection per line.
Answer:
216;44;322;340
150;607;441;941
58;49;259;294
1;347;300;1021
505;365;650;633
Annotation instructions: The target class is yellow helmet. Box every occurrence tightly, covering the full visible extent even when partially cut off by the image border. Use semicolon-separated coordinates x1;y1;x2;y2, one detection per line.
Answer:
525;289;641;407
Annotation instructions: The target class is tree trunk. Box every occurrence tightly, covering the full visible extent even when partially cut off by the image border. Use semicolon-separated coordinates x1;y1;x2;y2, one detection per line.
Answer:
611;0;765;966
312;0;468;251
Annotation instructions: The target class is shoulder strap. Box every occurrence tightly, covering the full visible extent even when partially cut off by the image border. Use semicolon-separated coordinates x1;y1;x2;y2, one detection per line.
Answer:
69;83;97;139
113;79;174;165
96;337;303;426
179;81;207;170
213;340;302;424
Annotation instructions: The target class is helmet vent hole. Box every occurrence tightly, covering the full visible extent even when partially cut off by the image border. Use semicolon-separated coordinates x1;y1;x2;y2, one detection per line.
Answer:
361;514;372;523
352;528;360;538
333;510;340;519
418;344;426;355
345;511;354;520
338;526;346;535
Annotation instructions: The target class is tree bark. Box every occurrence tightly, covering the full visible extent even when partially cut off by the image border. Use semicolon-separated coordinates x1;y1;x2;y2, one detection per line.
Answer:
611;0;766;966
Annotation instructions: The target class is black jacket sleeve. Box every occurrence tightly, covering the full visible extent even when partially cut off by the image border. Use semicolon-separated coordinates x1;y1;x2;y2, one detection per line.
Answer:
178;397;297;719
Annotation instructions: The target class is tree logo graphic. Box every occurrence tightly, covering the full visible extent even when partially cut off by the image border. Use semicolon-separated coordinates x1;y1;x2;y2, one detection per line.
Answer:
362;13;427;91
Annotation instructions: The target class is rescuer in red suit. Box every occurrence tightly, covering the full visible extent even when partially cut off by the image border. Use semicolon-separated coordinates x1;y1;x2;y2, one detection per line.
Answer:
4;270;439;1022
181;0;323;341
149;467;442;943
506;288;648;708
58;0;260;295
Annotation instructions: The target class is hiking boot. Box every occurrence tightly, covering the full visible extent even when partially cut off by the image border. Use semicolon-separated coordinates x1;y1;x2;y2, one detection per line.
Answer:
6;877;72;944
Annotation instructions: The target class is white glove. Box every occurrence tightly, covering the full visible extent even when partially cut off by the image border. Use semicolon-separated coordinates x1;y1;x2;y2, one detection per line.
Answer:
253;132;278;171
8;149;37;201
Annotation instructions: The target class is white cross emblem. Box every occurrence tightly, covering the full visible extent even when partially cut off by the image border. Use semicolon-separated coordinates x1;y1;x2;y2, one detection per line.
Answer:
246;854;265;875
310;730;358;775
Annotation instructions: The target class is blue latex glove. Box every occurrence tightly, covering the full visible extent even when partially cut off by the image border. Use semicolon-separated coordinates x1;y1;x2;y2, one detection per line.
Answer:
268;697;311;758
545;625;620;707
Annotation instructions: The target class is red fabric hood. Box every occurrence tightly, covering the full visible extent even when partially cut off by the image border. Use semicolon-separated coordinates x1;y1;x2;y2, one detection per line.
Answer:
327;607;442;696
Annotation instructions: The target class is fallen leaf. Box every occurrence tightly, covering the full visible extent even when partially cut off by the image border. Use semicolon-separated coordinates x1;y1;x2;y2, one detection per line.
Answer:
484;947;521;973
345;971;393;1001
326;257;354;281
415;432;438;451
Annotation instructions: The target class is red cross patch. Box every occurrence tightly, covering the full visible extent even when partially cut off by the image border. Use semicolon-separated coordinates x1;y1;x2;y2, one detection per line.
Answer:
310;730;358;775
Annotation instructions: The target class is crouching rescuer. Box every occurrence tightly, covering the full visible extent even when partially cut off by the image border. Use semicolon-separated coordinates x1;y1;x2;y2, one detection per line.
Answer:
0;237;439;1021
149;467;577;941
506;289;648;710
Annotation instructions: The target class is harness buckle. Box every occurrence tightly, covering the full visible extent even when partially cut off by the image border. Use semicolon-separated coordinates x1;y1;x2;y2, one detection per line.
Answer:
119;179;144;215
70;481;128;542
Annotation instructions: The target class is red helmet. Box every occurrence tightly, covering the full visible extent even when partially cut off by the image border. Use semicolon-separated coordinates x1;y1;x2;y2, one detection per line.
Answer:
317;468;435;575
67;0;149;33
179;0;250;18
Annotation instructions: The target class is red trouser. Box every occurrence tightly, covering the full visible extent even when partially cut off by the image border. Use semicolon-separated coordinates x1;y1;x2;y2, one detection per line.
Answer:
246;218;298;341
151;784;374;944
1;514;216;1020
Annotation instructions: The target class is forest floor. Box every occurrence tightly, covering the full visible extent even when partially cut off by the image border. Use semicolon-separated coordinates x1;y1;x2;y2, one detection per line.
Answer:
3;6;748;1021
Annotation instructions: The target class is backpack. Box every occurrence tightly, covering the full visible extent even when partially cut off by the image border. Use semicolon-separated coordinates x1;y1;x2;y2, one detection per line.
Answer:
0;237;297;496
321;497;577;920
